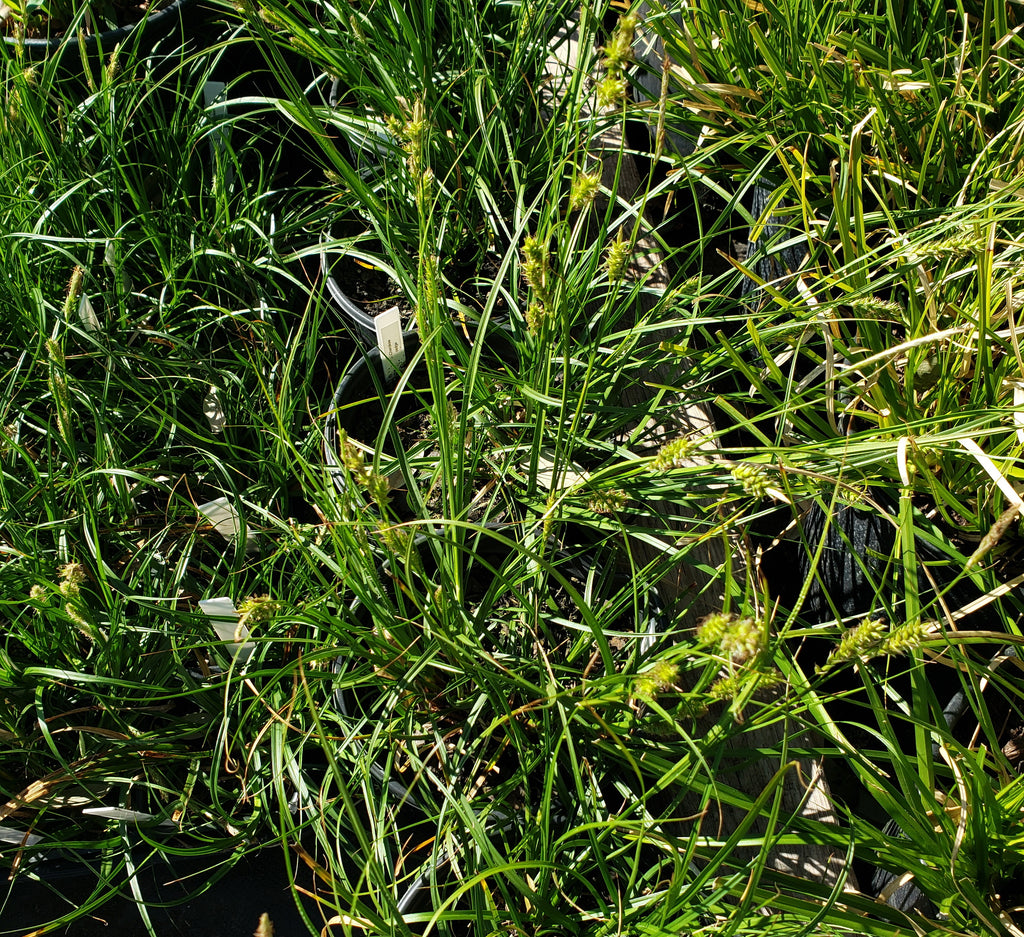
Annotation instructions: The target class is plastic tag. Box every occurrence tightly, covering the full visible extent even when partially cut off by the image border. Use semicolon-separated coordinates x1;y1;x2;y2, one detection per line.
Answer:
199;596;255;662
196;496;257;553
1013;380;1024;444
375;306;405;381
0;826;41;846
203;386;226;433
84;806;147;820
203;81;234;189
78;294;100;332
196;497;240;539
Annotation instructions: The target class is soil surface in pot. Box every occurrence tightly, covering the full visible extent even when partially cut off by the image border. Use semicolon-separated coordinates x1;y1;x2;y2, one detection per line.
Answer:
326;249;507;335
2;846;321;935
329;256;413;320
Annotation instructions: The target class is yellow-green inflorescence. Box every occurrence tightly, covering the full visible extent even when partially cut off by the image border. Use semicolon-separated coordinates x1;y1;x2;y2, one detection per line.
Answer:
569;171;602;212
62;266;84;318
588;487;628;514
697;611;781;704
522;234;553;336
605;232;632;281
45;338;71;445
819;617;932;672
338;429;390;510
237;594;283;626
632;659;679;704
652;437;698;470
597;11;638;110
730;462;770;499
697;611;764;664
38;562;99;641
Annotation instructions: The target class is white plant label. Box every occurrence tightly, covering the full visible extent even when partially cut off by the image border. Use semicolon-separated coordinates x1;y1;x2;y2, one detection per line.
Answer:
0;826;41;846
375;305;405;381
199;596;255;662
78;294;100;332
82;807;176;828
196;497;240;539
103;239;132;295
203;80;234;189
1012;380;1024;444
195;496;257;553
203;386;226;433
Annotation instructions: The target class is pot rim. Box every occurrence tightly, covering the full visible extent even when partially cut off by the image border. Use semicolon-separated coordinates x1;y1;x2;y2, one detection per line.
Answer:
4;0;194;54
323;334;422;484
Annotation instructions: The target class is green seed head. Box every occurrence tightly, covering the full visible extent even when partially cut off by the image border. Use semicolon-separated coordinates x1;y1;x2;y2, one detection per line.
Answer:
818;618;888;672
237;595;283;624
525;301;547;336
605;235;631;280
653;437;697;470
719;616;763;663
569;171;602;211
633;659;679;702
595;74;628;110
602;12;638;73
587;488;628;514
522;235;549;293
699;612;765;663
731;463;769;499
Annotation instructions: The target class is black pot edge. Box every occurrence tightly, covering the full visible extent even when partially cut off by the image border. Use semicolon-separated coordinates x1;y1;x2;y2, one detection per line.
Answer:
5;0;196;56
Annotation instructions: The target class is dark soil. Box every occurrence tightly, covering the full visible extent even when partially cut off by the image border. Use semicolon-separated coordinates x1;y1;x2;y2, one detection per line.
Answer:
327;254;416;324
1;847;321;936
332;364;429;455
324;249;509;337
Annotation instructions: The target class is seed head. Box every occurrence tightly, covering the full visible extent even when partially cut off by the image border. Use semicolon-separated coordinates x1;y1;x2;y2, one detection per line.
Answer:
833;618;886;663
731;463;769;499
879;619;931;656
364;472;390;509
58;562;85;586
708;667;781;702
697;611;732;645
605;235;631;280
104;47;120;84
602;12;639;73
699;611;764;663
62;266;85;318
653;437;697;470
588;488;628;514
525;301;547;336
237;595;283;624
595;74;628;110
569;171;601;211
633;659;679;703
719;616;763;663
338;430;366;476
522;235;549;293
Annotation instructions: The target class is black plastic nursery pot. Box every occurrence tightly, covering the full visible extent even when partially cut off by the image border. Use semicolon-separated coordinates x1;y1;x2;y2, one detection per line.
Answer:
2;845;321;936
2;0;196;76
319;244;511;352
323;331;426;491
324;326;521;498
319;244;417;349
321;252;395;348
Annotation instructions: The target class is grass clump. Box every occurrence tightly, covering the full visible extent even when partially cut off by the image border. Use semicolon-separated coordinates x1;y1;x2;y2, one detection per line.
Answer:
2;0;1024;935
